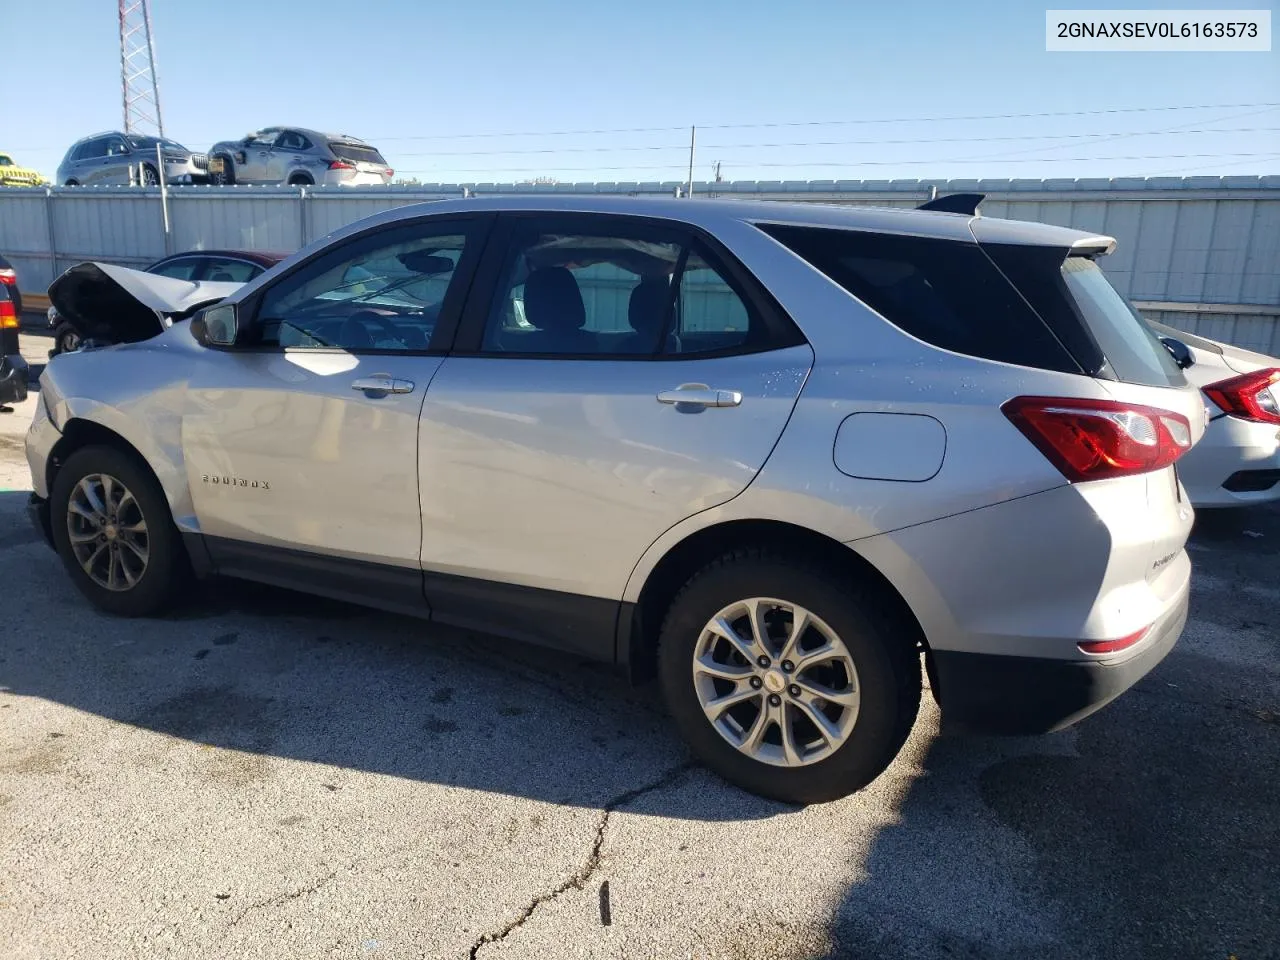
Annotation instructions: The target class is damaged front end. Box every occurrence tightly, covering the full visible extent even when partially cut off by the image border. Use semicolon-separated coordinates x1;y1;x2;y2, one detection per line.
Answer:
47;262;244;352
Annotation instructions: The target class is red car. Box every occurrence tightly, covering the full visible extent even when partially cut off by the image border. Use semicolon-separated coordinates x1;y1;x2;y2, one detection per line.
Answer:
47;249;286;355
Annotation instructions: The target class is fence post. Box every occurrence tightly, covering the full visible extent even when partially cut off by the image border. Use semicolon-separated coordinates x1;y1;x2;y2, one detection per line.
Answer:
44;187;59;293
157;144;174;256
298;185;309;248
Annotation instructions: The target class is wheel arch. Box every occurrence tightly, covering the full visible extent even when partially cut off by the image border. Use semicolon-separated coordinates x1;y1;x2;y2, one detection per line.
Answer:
621;518;930;685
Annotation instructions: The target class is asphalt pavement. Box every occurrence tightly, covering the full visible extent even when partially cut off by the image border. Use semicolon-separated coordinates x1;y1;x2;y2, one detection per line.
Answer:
1;330;1277;960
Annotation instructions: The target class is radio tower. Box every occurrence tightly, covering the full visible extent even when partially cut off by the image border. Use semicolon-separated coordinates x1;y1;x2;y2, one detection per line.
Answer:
118;0;164;137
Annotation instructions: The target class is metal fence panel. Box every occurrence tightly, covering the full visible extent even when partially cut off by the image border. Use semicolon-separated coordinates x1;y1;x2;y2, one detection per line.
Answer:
1;177;1276;353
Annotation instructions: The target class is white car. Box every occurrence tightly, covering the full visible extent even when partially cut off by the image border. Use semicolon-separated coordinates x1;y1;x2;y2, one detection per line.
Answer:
1152;321;1280;507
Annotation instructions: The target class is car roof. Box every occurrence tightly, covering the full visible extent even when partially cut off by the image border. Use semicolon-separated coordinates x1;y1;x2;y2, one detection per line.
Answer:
342;195;1113;248
153;249;286;267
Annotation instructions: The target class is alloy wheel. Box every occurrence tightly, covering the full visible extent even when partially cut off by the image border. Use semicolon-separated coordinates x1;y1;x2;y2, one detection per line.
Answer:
66;473;150;591
692;597;860;767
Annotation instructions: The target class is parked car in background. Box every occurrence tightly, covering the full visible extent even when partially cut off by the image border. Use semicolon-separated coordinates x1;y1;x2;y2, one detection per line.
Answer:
56;132;210;186
25;196;1205;803
0;151;47;187
0;283;28;409
47;249;285;355
1151;320;1280;507
207;128;393;186
0;254;23;316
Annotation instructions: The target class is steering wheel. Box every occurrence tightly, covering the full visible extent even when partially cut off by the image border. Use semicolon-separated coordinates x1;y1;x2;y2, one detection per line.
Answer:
346;309;405;348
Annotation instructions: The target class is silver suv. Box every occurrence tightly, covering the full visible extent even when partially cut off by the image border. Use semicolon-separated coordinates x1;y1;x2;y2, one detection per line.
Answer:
24;197;1203;803
57;132;210;186
207;127;392;186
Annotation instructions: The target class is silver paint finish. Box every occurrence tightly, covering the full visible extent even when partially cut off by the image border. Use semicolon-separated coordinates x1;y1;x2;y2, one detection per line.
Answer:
183;349;442;566
417;347;812;597
833;412;946;482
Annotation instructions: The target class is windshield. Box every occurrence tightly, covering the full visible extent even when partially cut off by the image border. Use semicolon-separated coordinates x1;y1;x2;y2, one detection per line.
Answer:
1061;257;1185;387
127;136;187;152
0;156;12;166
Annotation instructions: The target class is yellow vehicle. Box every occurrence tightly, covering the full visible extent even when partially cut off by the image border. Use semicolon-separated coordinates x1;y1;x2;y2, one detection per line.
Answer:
0;152;48;187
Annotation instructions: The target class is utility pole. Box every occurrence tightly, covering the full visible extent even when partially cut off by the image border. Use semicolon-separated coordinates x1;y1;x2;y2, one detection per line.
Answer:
714;161;723;183
686;126;696;198
118;0;164;137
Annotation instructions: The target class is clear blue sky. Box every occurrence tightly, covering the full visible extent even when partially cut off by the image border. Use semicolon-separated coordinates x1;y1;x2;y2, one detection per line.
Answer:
5;0;1278;183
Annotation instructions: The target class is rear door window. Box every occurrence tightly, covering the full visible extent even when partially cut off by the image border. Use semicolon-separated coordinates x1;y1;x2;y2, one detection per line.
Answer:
758;223;1078;372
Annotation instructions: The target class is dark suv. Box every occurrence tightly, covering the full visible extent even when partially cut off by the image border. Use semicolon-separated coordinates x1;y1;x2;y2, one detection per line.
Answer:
0;283;28;409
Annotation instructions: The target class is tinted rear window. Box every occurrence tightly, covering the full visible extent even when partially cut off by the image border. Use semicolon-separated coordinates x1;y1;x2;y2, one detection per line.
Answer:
329;142;386;165
758;223;1078;372
1058;257;1184;386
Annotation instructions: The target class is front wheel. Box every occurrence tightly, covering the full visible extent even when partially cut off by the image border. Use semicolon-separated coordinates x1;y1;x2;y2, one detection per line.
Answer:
52;323;82;355
658;552;921;804
49;446;188;616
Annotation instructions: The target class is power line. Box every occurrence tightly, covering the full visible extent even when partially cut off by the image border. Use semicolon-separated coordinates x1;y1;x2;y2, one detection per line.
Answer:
390;153;1278;177
364;101;1280;142
11;102;1278;153
382;127;1280;159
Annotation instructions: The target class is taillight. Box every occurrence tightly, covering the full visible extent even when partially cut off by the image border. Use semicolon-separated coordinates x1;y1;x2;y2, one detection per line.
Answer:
385;169;393;177
1079;625;1150;655
329;160;356;171
1203;368;1280;426
0;300;17;328
0;268;16;285
1002;396;1193;482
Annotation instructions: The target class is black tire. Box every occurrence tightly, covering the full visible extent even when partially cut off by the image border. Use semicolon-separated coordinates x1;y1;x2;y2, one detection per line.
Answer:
53;323;81;355
49;445;189;616
657;550;921;804
141;164;160;186
210;155;235;186
64;180;79;187
288;174;313;186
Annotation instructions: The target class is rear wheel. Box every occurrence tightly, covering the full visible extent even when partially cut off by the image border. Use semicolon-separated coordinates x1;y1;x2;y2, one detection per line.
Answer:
288;174;313;186
50;446;188;616
64;180;79;187
658;551;920;804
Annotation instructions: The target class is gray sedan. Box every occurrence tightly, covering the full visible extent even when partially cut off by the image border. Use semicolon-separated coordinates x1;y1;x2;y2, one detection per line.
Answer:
207;127;393;186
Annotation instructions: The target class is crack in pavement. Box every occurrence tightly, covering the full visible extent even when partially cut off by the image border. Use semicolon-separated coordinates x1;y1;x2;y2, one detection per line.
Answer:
467;760;695;959
228;868;341;926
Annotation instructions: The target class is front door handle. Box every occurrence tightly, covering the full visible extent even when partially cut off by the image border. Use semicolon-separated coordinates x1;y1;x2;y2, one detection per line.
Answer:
351;375;414;395
657;383;743;408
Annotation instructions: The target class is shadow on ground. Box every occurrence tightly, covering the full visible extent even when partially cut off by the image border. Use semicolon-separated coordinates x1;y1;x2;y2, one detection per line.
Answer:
814;502;1280;959
0;490;785;824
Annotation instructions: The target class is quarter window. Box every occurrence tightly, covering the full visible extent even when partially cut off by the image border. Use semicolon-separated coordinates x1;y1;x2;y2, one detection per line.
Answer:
252;222;475;351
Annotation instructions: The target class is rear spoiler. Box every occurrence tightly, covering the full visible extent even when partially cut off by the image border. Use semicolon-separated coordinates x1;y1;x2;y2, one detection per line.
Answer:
917;192;985;216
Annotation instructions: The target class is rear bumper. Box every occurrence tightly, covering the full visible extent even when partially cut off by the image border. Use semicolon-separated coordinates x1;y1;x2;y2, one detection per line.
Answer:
1178;414;1280;507
932;584;1188;735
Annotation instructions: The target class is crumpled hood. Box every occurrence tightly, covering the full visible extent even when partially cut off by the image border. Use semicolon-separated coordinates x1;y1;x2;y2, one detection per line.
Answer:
48;262;243;344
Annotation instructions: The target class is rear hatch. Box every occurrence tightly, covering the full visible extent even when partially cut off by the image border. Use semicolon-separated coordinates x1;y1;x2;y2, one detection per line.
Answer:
972;224;1203;592
328;141;391;180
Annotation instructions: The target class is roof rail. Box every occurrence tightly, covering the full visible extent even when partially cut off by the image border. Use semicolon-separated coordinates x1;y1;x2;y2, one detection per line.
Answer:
917;192;985;215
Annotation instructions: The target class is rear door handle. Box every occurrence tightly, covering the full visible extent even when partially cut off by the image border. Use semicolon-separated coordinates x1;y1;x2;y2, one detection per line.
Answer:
351;375;414;395
657;383;743;408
